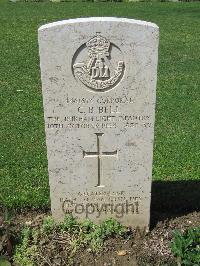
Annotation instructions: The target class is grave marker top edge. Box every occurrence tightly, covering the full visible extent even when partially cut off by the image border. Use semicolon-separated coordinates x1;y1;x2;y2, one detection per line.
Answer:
38;17;159;32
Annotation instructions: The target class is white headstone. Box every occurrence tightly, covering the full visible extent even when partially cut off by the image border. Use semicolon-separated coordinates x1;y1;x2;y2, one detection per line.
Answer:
38;17;159;229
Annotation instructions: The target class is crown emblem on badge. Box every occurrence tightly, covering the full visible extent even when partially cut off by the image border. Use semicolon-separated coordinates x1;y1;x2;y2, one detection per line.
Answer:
73;33;125;92
86;33;110;58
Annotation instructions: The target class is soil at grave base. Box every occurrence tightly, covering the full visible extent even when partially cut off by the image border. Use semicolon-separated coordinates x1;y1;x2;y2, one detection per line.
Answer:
0;209;200;266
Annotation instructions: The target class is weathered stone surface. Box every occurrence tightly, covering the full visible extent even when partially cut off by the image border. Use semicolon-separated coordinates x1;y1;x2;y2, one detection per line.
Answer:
38;17;159;229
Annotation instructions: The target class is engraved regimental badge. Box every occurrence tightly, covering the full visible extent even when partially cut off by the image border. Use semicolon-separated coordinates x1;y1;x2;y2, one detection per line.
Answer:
72;33;125;92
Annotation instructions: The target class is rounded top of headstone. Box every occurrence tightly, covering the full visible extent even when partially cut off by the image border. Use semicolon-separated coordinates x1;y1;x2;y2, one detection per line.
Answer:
38;17;159;32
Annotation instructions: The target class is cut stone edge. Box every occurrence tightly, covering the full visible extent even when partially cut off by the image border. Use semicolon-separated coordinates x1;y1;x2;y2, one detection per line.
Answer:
38;17;159;32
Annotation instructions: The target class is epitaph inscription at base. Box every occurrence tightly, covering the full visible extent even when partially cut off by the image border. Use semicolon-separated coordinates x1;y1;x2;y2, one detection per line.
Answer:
38;17;159;229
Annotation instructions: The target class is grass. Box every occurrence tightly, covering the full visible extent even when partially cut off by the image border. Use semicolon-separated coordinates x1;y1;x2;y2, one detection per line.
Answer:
0;1;199;209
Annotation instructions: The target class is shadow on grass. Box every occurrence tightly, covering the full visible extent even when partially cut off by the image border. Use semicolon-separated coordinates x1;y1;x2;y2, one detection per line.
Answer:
150;180;200;229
